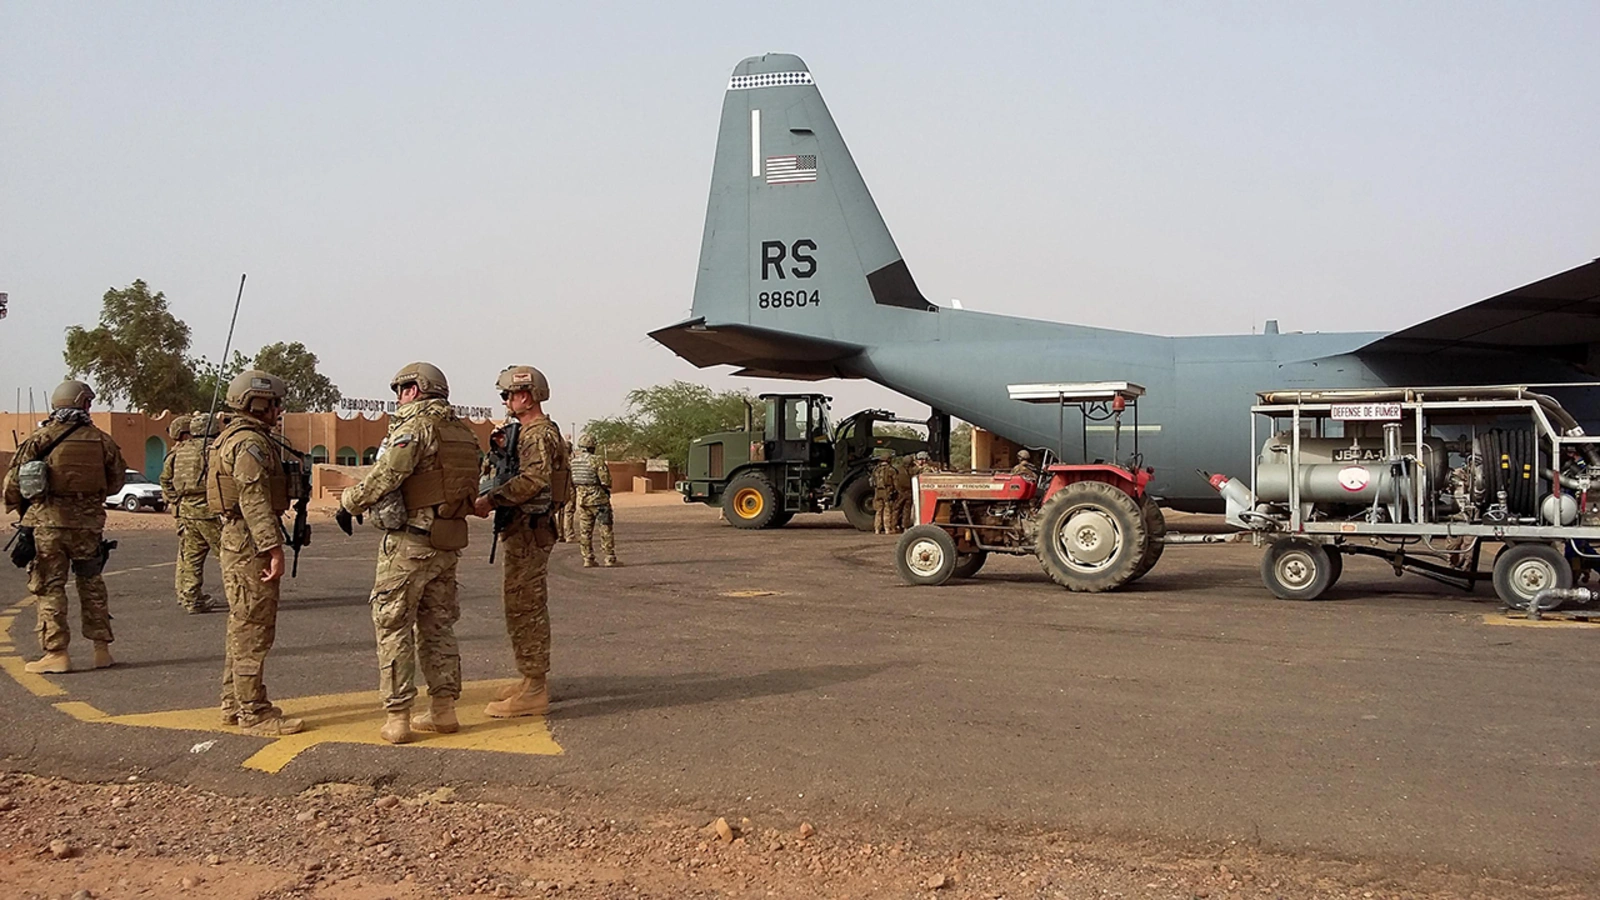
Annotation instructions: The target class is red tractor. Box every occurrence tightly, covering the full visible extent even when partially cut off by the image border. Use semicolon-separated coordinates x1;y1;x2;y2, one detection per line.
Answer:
894;383;1165;591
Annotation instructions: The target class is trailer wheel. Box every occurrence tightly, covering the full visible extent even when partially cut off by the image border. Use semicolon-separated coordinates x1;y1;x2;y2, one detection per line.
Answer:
1492;542;1570;609
952;550;988;579
1325;545;1344;588
1035;481;1147;592
896;525;959;586
1261;538;1333;601
839;476;875;532
1127;496;1166;583
723;473;782;530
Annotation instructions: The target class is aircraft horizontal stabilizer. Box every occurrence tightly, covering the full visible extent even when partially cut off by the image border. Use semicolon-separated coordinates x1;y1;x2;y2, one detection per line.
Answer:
1358;258;1600;363
648;318;863;379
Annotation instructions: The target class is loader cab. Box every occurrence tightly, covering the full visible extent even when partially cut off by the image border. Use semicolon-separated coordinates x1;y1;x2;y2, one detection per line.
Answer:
761;393;832;468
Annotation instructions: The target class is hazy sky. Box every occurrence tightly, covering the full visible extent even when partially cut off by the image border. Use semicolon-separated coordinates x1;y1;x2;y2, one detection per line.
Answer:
3;2;1597;429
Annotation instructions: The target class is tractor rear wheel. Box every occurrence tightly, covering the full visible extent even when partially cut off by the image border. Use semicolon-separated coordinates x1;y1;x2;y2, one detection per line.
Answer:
839;476;875;532
1034;481;1147;592
896;525;959;586
723;472;782;530
1126;495;1166;583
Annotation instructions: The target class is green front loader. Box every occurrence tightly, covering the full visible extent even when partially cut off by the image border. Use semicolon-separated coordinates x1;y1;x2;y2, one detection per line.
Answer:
677;393;934;531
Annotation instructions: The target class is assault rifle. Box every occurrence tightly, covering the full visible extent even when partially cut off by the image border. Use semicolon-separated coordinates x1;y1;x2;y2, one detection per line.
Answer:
484;420;522;564
285;450;312;577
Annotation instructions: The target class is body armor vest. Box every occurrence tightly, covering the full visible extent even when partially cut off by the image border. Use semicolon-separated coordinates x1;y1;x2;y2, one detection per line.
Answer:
526;419;571;506
206;420;289;515
47;427;109;496
172;441;207;496
570;451;599;486
399;414;482;517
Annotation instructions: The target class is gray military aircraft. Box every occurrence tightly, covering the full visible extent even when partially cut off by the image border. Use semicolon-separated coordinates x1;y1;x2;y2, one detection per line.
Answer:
651;53;1600;511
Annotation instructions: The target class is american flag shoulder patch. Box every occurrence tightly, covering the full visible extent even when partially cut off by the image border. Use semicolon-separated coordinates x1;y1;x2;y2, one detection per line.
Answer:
766;155;817;185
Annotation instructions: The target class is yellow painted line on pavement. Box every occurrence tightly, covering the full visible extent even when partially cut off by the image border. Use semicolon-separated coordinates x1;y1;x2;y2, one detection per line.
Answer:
0;655;67;697
102;561;175;577
1482;613;1600;629
47;679;560;774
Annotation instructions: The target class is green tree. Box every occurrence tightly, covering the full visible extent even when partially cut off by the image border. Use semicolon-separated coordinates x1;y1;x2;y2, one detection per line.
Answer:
63;280;198;412
192;350;252;415
950;421;973;469
252;341;341;412
585;380;759;471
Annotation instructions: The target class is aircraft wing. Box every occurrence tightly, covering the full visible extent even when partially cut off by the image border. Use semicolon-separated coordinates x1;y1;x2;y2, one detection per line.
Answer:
1357;258;1600;361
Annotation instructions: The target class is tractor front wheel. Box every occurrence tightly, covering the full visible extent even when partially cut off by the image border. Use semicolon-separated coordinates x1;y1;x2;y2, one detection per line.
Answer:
952;550;988;579
1034;481;1148;592
896;525;959;586
723;473;782;530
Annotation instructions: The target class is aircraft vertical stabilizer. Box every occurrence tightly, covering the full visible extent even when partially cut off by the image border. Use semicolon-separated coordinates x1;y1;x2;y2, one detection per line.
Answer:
652;53;938;378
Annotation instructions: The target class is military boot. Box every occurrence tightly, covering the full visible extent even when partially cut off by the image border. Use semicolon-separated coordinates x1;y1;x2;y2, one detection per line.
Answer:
484;677;548;719
24;651;70;674
582;557;596;568
93;641;114;669
380;711;414;744
238;710;304;736
493;676;534;701
410;696;459;734
602;556;620;567
221;703;281;727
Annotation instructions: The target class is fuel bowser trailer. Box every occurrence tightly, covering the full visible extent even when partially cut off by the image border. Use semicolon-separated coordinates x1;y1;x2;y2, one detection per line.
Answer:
1208;384;1600;611
895;383;1164;591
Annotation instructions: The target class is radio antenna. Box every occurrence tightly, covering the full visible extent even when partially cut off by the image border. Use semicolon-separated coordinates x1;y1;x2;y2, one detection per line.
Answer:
200;274;247;459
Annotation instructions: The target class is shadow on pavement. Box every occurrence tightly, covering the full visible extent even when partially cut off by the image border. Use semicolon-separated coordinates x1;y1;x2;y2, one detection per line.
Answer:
551;662;906;720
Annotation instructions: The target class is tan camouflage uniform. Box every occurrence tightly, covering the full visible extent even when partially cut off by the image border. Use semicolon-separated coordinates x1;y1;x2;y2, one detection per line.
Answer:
871;460;896;534
891;458;915;532
339;398;475;713
487;415;567;679
210;413;290;726
3;414;126;656
161;431;221;613
571;448;616;566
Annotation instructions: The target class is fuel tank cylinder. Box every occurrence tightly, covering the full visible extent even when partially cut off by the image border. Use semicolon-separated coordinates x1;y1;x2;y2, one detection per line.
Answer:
1255;461;1410;505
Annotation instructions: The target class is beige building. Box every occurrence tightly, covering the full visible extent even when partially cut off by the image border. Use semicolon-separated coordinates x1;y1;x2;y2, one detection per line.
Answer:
2;410;671;496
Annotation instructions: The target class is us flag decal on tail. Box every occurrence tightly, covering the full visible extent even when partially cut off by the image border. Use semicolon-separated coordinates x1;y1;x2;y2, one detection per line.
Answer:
766;155;817;184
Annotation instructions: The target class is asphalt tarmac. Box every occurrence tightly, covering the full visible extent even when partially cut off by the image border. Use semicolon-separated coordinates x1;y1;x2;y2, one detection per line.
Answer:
2;503;1596;884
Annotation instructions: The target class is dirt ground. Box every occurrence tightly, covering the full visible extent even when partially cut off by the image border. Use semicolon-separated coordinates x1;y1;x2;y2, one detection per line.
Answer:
1;772;1587;900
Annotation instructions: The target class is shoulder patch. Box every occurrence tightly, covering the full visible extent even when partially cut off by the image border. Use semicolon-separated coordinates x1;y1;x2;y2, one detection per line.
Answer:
245;444;268;466
390;434;415;449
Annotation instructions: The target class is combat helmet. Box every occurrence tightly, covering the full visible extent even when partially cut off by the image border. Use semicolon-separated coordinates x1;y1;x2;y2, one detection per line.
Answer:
168;415;193;440
496;365;549;402
50;379;95;410
1017;449;1031;461
192;412;217;438
915;451;930;461
226;369;288;414
577;432;596;451
390;362;449;400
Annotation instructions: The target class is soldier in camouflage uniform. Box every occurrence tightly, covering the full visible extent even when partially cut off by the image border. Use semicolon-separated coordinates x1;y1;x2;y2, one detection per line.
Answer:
871;457;896;534
474;365;570;718
335;363;479;744
559;438;577;543
160;414;222;614
208;370;304;736
3;380;127;673
891;456;915;532
571;433;618;567
1010;449;1039;478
